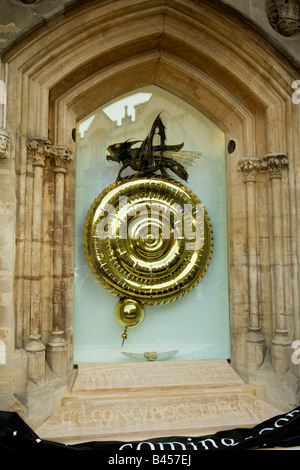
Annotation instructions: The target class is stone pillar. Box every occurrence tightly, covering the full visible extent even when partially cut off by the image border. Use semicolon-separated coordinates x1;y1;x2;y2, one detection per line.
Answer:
26;140;50;384
0;62;8;133
0;64;9;157
263;153;291;375
0;74;11;371
46;146;72;378
238;158;265;370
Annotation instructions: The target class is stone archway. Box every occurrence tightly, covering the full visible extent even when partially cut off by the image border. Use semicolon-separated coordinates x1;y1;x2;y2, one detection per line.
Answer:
0;0;300;424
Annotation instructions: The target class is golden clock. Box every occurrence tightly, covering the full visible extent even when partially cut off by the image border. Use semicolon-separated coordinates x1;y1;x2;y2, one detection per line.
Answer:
83;115;213;342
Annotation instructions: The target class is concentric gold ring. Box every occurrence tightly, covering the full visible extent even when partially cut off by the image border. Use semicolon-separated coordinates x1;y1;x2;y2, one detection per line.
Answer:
83;176;213;305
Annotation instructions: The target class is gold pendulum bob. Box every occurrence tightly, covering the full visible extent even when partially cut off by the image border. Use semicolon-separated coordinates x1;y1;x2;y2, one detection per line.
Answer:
114;298;145;346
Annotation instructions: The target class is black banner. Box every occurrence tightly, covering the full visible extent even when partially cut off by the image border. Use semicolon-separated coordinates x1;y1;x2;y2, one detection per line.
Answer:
1;407;300;452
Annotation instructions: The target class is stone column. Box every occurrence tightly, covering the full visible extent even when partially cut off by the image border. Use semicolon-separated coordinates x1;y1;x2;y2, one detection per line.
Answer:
46;146;72;378
238;158;265;370
0;74;10;371
0;63;9;157
25;140;50;384
263;153;291;375
0;63;8;140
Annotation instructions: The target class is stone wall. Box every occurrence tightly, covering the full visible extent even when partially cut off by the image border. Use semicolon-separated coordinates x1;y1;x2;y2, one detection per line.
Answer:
0;1;299;62
0;0;299;425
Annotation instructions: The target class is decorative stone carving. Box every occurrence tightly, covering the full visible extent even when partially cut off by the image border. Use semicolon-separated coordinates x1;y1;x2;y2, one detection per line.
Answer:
0;128;9;159
237;154;289;179
262;152;289;176
27;139;51;166
266;0;300;37
52;146;73;173
237;157;262;181
27;139;73;168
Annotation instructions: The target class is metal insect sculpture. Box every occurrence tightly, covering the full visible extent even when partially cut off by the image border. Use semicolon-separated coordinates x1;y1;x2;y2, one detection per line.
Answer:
106;114;201;181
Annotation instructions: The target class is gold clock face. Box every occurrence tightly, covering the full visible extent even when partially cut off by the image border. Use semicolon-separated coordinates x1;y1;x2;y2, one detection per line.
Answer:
83;176;213;305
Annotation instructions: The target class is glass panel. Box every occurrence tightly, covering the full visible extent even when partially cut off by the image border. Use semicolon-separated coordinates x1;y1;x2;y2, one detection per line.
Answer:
74;85;230;363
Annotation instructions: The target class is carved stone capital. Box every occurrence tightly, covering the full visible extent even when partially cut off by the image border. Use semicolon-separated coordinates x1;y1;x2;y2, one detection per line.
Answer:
27;139;51;166
262;153;289;178
0;128;9;159
28;139;73;170
51;145;73;172
238;157;261;182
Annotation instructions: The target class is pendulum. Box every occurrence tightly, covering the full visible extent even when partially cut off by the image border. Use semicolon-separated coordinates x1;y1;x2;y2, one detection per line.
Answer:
121;328;128;347
114;298;145;346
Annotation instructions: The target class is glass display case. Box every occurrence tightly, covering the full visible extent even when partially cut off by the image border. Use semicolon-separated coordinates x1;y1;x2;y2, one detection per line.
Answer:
74;85;230;363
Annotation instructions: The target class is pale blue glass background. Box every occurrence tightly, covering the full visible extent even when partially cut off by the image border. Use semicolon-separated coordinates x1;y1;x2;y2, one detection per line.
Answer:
74;85;230;363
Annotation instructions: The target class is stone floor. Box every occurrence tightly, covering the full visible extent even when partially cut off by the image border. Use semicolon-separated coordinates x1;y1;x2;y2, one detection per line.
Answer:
36;359;286;446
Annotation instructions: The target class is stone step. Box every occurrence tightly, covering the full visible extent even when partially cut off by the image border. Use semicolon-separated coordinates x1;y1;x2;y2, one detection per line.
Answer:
36;360;284;445
71;360;245;394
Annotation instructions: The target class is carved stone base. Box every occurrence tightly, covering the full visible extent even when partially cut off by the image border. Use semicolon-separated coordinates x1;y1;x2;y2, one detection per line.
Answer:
36;360;283;445
46;332;68;378
271;344;292;376
246;332;266;371
26;334;46;385
27;351;45;385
